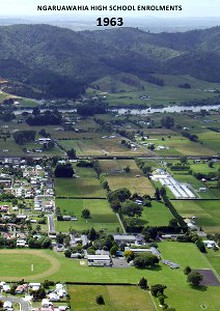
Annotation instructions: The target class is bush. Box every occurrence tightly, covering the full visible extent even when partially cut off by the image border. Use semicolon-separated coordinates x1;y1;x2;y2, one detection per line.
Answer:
184;266;192;275
96;295;105;305
138;277;148;289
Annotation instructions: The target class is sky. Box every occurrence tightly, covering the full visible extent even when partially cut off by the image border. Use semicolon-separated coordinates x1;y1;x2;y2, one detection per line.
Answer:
0;0;220;17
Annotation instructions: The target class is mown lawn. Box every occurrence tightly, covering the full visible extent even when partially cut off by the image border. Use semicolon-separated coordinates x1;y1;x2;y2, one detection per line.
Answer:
55;198;120;233
0;244;220;311
68;285;156;311
140;201;173;227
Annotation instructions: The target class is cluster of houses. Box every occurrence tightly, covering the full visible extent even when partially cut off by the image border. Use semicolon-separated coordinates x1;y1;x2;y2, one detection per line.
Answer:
1;282;69;311
0;162;54;200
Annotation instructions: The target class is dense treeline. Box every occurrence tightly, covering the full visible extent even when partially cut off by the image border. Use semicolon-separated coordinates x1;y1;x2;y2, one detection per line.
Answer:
26;110;62;126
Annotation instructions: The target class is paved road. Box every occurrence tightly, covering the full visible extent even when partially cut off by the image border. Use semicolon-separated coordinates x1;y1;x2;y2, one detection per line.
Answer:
0;296;29;311
48;214;55;233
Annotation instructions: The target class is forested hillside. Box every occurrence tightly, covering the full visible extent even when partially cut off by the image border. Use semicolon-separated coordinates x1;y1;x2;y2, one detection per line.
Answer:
0;24;220;98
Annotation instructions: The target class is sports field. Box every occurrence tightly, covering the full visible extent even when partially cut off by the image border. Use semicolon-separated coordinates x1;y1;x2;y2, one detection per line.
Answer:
0;250;60;281
0;244;220;311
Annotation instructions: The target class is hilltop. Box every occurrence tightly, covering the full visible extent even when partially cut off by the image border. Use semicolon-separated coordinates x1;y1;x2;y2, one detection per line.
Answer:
0;24;220;98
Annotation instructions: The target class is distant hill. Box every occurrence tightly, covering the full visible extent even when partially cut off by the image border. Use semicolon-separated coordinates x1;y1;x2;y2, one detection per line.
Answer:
0;24;220;98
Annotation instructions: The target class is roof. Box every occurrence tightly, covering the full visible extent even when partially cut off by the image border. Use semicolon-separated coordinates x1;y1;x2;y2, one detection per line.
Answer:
87;255;110;260
113;234;136;241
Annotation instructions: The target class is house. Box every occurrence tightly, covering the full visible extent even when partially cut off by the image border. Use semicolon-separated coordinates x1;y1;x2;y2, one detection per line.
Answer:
38;138;52;144
113;234;144;246
48;292;60;302
0;205;9;212
15;283;28;294
113;234;137;245
199;187;207;192
42;299;52;308
29;282;41;291
203;240;218;249
16;239;27;247
87;254;112;267
2;284;11;292
3;301;13;310
62;215;71;221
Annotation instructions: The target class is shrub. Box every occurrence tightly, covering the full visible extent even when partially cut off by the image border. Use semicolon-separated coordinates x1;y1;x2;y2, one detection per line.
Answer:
96;295;105;305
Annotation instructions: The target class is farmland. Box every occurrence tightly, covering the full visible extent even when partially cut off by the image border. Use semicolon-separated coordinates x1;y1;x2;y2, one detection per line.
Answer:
56;198;120;233
0;93;220;311
55;166;106;198
68;285;156;311
98;159;155;196
172;200;220;233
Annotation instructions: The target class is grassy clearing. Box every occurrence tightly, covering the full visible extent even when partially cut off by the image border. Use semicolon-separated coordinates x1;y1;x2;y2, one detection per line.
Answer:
55;166;106;198
56;198;120;233
99;159;155;196
190;161;220;174
0;139;25;156
140;201;173;227
68;285;156;311
172;200;220;233
206;250;220;276
198;130;220;153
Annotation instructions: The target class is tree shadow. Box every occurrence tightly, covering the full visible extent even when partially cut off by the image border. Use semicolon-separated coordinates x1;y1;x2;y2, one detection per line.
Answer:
190;285;207;291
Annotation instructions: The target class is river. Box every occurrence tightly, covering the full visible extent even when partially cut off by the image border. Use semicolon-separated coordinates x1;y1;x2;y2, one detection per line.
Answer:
14;104;220;115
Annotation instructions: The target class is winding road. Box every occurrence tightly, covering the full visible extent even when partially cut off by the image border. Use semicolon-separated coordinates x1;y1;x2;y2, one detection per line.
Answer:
0;296;29;311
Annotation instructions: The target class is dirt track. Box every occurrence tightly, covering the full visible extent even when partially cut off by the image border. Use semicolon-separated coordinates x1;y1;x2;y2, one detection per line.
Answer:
0;249;61;281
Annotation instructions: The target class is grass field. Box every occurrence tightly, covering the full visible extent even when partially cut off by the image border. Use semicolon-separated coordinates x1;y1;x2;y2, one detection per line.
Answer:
58;136;149;157
68;285;156;311
138;135;214;156
198;131;220;153
55;166;106;198
0;250;60;281
190;161;220;174
140;201;173;227
172;200;220;233
92;74;219;107
0;244;219;311
99;159;155;196
56;198;120;233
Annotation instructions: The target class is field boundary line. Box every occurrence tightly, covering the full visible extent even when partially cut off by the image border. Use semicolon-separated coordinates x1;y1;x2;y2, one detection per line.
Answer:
116;213;126;233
